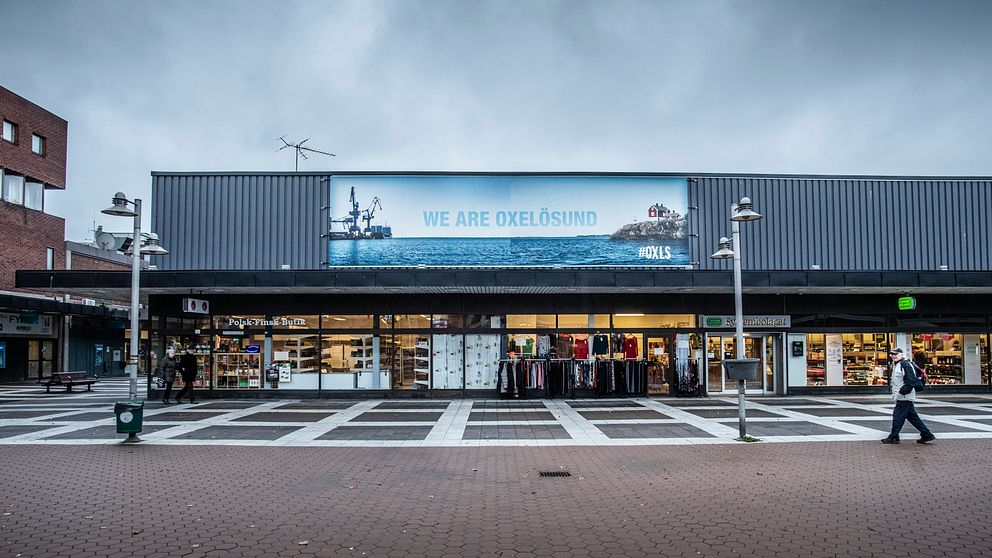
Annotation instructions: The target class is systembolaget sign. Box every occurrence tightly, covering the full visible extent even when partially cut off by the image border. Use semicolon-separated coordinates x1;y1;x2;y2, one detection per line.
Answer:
702;315;791;328
0;312;55;336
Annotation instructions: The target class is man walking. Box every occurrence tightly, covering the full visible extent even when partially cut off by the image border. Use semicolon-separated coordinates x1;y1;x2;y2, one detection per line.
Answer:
882;348;935;444
174;346;199;404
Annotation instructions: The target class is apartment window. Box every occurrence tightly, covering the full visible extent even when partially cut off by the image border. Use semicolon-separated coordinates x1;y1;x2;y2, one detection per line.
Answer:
31;134;45;155
2;173;24;205
2;120;15;142
24;181;43;210
46;248;55;270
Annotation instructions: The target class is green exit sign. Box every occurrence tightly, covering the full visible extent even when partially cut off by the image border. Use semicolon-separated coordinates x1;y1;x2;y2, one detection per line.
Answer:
898;296;917;311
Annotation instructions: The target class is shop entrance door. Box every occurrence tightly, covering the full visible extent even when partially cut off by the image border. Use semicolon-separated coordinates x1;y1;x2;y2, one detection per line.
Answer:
646;336;671;395
705;334;778;394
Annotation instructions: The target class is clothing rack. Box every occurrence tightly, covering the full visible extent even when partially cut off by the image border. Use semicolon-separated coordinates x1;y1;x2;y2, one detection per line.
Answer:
495;357;649;399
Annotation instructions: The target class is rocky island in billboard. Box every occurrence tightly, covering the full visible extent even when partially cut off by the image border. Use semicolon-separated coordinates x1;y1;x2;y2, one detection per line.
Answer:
326;175;689;267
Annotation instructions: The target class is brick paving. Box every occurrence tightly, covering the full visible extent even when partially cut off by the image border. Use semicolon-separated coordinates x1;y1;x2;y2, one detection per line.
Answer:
2;440;992;557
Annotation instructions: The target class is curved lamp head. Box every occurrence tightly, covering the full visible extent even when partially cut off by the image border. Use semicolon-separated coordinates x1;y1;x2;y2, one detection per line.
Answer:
139;232;170;256
101;192;138;217
710;236;734;259
732;196;762;222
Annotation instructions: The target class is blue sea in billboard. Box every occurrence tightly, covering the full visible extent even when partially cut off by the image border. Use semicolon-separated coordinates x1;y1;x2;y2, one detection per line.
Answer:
329;236;689;266
326;175;690;267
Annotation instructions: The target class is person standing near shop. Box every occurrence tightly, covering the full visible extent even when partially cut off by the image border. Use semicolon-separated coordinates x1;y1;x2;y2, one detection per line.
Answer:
158;348;180;405
174;346;199;404
882;348;935;444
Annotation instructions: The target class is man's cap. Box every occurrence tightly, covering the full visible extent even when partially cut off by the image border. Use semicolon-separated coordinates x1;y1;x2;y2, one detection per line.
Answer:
888;348;904;355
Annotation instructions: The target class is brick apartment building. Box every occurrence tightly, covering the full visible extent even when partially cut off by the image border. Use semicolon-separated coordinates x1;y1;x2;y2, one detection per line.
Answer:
1;85;128;381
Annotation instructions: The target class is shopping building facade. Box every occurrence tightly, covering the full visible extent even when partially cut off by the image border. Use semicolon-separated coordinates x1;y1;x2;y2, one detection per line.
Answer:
16;172;992;396
1;85;130;381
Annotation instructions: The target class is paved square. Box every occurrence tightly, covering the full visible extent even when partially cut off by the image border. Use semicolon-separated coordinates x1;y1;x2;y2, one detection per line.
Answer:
351;411;445;422
176;425;302;440
318;426;433;440
232;411;337;422
2;381;991;447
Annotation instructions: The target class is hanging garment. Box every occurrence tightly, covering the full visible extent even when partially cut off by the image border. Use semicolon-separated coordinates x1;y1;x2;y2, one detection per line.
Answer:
592;334;609;355
614;360;628;395
624;336;639;360
537;334;552;358
556;334;574;358
573;337;589;359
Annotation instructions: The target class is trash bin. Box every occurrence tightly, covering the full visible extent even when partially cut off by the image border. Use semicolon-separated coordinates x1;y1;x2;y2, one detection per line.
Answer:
115;400;144;434
723;358;760;381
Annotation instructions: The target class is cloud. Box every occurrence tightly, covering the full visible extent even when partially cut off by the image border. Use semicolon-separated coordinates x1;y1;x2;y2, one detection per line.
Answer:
1;0;990;242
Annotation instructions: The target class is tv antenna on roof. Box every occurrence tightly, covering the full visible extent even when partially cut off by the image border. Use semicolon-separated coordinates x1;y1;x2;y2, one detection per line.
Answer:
277;136;336;171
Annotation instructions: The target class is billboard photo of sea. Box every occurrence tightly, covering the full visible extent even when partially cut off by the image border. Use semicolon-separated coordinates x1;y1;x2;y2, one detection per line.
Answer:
328;236;690;267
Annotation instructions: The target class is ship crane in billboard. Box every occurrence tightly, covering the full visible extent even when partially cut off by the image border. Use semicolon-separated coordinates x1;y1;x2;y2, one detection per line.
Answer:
327;186;392;240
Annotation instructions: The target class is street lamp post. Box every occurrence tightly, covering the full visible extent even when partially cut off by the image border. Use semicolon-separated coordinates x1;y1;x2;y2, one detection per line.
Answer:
710;196;763;439
101;193;169;403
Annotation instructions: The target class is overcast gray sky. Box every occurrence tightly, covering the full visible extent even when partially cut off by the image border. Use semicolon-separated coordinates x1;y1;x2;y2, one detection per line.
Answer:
2;0;991;241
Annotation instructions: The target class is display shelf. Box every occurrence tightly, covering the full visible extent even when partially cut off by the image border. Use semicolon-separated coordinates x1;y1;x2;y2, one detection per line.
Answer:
213;352;262;389
172;351;211;389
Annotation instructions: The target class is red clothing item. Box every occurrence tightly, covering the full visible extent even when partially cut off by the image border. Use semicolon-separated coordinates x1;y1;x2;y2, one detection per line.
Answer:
624;336;639;359
573;338;589;359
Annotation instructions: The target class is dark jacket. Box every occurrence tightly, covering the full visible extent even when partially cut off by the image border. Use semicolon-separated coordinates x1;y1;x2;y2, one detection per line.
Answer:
179;353;199;379
158;356;179;382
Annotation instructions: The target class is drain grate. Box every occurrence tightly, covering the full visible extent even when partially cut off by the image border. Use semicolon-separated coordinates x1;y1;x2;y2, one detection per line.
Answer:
539;471;572;478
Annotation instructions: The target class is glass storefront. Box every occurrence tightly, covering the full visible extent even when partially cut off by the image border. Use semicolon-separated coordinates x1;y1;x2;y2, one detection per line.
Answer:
801;331;992;387
706;334;778;393
151;310;992;394
912;333;963;385
149;312;701;394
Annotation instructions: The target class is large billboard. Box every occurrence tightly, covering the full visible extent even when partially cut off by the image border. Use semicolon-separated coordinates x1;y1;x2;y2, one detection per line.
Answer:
327;175;689;267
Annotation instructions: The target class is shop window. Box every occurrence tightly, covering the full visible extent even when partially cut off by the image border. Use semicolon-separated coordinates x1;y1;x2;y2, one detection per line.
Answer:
507;333;535;357
393;314;431;329
270;333;319;390
431;334;464;389
269;315;319;329
612;332;643;359
165;335;211;391
2;120;15;143
557;314;609;329
2;173;24;205
31;133;45;155
388;333;430;389
841;333;889;386
612;314;696;329
806;334;825;386
320;315;371;329
24;181;43;210
981;335;990;385
506;314;555;329
212;334;263;389
912;333;963;385
431;314;464;329
463;314;502;329
319;333;385;389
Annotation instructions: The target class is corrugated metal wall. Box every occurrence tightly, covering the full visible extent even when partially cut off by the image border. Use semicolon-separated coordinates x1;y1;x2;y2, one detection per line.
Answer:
152;174;330;271
692;176;992;271
153;173;992;272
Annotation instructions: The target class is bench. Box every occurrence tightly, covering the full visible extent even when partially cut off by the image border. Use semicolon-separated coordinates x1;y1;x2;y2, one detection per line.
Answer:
39;372;100;393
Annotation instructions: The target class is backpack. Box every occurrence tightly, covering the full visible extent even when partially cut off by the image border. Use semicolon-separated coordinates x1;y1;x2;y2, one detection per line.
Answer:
907;360;927;391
